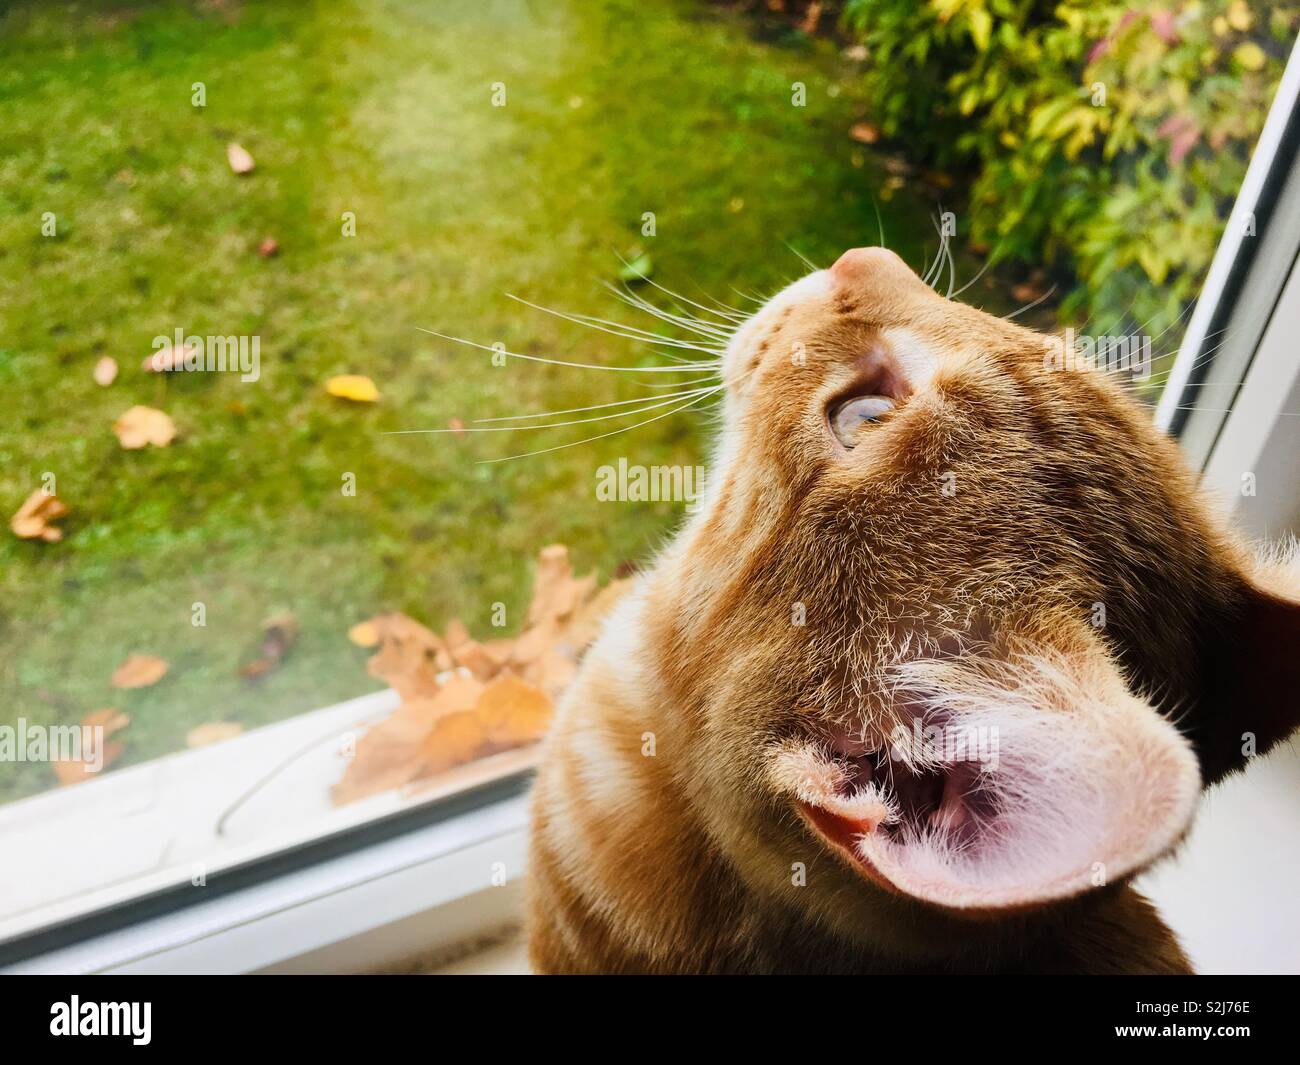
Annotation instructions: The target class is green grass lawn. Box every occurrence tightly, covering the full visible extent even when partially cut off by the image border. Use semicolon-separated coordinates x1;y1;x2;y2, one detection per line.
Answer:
0;0;1002;802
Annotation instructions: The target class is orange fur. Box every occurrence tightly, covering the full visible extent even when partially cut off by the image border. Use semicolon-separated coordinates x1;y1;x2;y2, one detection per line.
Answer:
527;248;1299;974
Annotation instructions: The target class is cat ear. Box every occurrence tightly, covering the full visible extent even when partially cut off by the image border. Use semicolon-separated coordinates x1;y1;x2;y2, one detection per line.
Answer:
785;637;1201;915
1196;553;1300;784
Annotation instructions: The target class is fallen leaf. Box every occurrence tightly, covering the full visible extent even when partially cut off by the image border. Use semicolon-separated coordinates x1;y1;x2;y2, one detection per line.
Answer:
444;618;470;650
330;700;442;805
425;672;485;717
143;341;198;373
451;638;503;682
113;405;176;449
258;237;280;258
366;613;450;701
111;653;169;689
53;708;129;786
525;544;597;628
521;647;577;698
325;374;380;402
849;121;880;145
93;356;118;386
11;489;69;542
476;674;553;746
187;721;244;747
411;710;488;779
348;619;380;647
240;611;298;681
227;142;255;174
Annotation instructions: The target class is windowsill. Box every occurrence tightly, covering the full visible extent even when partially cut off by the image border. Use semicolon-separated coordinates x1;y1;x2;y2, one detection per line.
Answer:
0;687;536;970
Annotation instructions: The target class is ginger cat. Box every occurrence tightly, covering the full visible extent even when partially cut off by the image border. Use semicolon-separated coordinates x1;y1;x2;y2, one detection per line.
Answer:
526;247;1300;974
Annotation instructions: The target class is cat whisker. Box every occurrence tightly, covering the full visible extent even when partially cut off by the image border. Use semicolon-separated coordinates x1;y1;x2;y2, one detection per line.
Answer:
472;386;720;424
505;294;726;353
385;387;720;436
949;248;999;299
786;242;821;273
601;285;734;344
480;386;724;464
417;328;717;373
611;252;750;326
1002;284;1057;320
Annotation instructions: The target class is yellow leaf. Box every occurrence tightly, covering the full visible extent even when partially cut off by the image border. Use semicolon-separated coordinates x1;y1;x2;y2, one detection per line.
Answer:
325;375;380;402
113;405;176;449
111;653;169;689
187;722;244;748
348;620;380;647
1234;42;1266;72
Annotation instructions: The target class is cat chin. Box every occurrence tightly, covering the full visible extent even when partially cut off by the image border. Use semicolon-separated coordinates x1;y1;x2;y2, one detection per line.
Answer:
766;656;1202;916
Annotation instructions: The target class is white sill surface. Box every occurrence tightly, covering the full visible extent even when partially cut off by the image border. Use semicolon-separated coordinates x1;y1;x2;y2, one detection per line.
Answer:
0;684;533;947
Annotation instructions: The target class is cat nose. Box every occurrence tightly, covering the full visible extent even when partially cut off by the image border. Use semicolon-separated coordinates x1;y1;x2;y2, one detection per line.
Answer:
830;246;908;282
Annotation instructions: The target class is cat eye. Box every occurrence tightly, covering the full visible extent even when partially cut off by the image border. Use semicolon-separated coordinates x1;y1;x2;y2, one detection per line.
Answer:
829;395;894;447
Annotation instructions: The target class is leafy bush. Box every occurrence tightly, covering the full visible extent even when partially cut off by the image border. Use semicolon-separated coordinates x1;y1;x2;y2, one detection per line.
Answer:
840;0;1294;336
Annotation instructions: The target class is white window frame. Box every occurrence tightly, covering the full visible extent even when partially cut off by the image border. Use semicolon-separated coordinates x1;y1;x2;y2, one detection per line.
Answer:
5;38;1300;975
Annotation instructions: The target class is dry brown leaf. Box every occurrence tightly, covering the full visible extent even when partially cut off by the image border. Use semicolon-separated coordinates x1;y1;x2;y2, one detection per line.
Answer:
11;489;69;543
521;648;577;698
850;121;881;145
425;672;485;717
111;653;168;689
187;721;244;748
366;613;449;702
411;709;488;779
451;638;503;682
325;375;379;402
93;356;118;387
476;673;553;746
227;142;255;174
113;405;176;449
484;637;514;661
444;618;470;650
509;621;557;667
53;708;128;786
240;611;298;680
330;700;440;806
348;619;380;647
524;544;597;627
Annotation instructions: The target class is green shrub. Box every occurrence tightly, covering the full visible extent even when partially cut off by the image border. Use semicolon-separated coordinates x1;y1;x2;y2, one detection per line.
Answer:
841;0;1294;337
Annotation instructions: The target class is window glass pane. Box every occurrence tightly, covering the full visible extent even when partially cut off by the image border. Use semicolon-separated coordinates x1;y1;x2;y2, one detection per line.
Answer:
0;0;1291;939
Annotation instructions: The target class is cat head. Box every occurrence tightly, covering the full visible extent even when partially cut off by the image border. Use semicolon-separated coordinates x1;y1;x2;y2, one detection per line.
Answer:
647;247;1300;949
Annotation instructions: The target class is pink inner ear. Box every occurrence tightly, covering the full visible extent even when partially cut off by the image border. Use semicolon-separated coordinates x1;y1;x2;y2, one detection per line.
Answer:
777;656;1202;913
